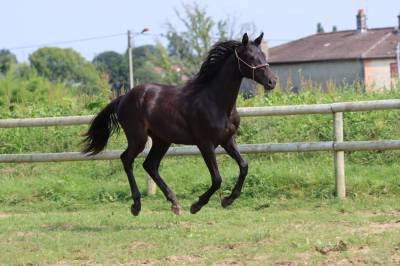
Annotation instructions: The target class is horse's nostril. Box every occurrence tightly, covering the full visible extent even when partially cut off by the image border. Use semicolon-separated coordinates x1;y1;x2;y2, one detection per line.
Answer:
268;79;276;87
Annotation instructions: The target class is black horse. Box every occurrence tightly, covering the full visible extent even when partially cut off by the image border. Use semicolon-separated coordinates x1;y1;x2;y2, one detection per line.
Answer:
83;33;276;216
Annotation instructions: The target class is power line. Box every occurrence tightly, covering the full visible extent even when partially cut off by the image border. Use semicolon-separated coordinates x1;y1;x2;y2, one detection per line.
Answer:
7;32;126;51
5;32;148;51
5;31;293;52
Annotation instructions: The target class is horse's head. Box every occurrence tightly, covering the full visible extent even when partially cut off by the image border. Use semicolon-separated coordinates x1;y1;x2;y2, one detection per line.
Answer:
235;33;277;91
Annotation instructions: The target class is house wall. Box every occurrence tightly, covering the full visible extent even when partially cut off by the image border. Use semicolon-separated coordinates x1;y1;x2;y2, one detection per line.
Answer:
363;58;397;91
270;60;364;92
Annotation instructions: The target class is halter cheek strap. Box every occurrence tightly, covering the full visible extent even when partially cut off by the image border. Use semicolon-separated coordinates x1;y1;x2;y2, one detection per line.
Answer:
234;49;269;81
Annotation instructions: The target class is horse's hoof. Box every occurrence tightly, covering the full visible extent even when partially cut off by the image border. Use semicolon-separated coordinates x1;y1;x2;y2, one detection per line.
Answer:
171;204;182;215
130;204;141;216
221;197;234;208
190;203;202;214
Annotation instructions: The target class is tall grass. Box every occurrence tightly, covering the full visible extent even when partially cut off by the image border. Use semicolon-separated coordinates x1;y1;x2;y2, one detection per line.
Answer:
0;66;109;153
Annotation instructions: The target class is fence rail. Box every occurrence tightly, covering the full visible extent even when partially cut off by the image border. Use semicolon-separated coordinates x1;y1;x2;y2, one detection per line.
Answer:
1;140;400;163
1;99;400;128
1;99;400;198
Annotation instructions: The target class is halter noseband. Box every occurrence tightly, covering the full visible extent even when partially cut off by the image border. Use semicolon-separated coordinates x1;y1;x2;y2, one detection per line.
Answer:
234;49;269;81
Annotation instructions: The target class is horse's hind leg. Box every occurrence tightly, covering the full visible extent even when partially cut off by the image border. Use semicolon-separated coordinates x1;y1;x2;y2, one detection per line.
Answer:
143;137;181;215
120;130;147;216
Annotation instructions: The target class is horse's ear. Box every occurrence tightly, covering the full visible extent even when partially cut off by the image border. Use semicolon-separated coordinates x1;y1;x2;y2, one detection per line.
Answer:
242;33;249;46
254;32;264;46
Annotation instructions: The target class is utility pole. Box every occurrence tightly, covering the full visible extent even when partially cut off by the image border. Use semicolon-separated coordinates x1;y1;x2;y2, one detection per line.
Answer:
397;42;400;78
127;30;134;89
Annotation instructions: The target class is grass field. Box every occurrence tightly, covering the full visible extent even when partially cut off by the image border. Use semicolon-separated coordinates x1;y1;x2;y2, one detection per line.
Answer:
0;154;399;265
1;197;399;265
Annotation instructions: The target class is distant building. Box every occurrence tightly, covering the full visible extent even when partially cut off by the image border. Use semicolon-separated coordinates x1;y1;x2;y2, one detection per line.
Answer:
269;9;400;92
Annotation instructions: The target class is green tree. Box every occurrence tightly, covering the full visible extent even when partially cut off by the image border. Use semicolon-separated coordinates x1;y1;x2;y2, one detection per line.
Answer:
29;47;102;94
157;3;235;83
0;49;17;74
165;3;216;76
332;25;338;32
150;3;256;85
127;45;161;85
147;43;181;85
94;45;162;89
317;22;325;33
93;51;126;84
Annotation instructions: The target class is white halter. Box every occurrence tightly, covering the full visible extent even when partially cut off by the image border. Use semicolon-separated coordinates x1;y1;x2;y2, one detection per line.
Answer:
234;49;269;81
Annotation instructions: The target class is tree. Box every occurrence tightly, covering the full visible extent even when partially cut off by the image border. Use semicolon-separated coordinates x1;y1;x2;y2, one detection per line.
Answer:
132;44;157;58
317;22;325;33
147;43;182;85
140;3;260;87
131;45;162;84
149;3;258;85
0;49;17;74
93;51;126;84
94;45;161;90
160;3;243;81
29;47;102;94
332;25;338;32
164;3;217;77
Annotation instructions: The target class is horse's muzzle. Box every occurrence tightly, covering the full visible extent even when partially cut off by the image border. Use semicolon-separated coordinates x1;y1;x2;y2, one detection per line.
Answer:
264;78;276;91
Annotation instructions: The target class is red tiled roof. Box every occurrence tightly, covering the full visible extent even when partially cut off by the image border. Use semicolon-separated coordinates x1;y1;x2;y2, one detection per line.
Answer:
269;27;400;64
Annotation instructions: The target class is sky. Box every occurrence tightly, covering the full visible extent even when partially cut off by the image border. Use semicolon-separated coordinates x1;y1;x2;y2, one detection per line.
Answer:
1;0;399;62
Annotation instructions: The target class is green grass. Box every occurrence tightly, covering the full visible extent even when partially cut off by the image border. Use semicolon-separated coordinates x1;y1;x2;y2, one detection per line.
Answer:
1;197;399;265
1;154;399;206
0;154;399;265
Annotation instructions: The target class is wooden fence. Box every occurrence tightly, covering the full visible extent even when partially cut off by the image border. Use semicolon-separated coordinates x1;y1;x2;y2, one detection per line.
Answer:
1;99;400;198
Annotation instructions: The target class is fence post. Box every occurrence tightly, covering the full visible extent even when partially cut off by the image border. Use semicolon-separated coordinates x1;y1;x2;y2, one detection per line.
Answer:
333;112;346;198
145;138;157;195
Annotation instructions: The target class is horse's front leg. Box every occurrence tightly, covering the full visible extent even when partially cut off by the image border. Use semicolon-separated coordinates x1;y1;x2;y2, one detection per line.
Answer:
190;143;221;214
220;138;248;208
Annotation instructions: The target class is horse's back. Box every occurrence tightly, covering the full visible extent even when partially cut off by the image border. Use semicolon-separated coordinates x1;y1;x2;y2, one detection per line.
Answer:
117;83;177;115
117;83;193;144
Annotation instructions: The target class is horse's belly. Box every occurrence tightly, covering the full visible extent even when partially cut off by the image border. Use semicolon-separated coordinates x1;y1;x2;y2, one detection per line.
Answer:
212;123;237;144
148;127;193;145
147;115;194;145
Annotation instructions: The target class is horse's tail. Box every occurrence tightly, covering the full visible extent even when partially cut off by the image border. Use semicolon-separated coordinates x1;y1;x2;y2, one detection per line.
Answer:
82;97;122;155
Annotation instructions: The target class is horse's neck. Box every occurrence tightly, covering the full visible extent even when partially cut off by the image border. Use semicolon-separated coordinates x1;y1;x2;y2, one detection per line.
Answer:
207;55;242;114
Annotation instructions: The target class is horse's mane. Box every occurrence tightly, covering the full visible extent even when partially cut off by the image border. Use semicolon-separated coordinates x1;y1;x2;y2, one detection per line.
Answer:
184;40;242;90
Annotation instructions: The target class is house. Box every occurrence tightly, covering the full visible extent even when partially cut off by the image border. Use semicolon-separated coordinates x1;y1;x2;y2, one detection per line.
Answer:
268;10;400;92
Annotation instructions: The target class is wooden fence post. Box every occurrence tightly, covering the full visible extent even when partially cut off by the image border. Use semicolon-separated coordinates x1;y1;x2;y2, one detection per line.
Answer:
333;112;346;198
